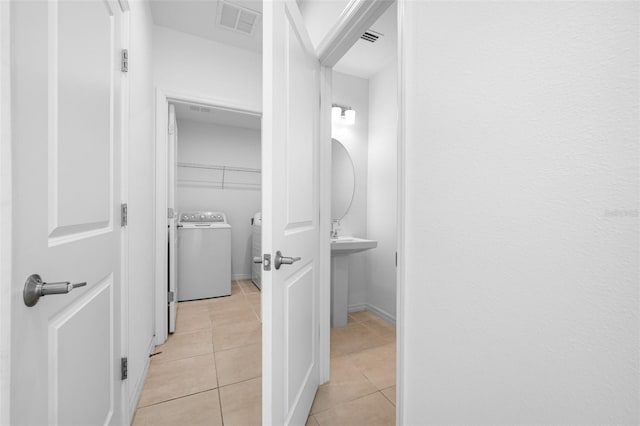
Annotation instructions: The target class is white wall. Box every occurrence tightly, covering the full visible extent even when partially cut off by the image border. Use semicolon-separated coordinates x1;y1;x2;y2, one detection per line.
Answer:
366;57;397;322
153;25;261;109
331;71;369;310
299;0;350;50
126;1;156;419
176;120;261;280
401;1;639;424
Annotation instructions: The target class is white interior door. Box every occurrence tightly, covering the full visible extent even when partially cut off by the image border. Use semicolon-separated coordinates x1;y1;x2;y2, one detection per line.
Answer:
168;103;178;333
263;1;321;424
10;1;124;424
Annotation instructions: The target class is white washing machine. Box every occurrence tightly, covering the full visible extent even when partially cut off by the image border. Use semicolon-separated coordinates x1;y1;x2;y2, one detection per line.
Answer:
178;211;231;301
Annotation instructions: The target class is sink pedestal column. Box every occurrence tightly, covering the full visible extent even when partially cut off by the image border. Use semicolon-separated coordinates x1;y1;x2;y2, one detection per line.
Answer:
331;254;349;328
330;237;377;328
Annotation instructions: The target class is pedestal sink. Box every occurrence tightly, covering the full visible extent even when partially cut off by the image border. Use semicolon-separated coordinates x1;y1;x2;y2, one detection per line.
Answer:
331;237;377;328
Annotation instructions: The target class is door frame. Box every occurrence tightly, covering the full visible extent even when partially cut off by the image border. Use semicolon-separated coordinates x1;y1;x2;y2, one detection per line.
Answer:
314;0;404;424
0;0;12;423
118;1;132;422
153;89;261;345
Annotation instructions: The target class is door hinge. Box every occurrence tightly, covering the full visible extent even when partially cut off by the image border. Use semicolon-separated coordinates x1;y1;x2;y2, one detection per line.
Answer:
168;291;174;303
121;49;128;72
121;357;128;380
395;251;398;267
121;203;128;227
263;254;271;271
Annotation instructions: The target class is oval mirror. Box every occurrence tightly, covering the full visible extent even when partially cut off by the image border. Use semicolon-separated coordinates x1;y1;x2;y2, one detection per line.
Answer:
331;138;356;220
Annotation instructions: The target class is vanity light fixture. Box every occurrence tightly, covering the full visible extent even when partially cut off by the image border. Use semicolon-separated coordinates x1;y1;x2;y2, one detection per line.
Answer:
332;106;342;122
332;104;356;125
344;108;356;125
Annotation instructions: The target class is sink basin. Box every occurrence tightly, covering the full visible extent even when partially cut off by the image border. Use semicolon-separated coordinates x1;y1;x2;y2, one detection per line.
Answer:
331;236;377;254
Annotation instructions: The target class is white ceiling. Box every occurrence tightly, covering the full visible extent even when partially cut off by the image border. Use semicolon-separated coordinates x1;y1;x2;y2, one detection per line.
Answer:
150;0;263;53
150;0;396;80
333;3;397;79
173;102;261;130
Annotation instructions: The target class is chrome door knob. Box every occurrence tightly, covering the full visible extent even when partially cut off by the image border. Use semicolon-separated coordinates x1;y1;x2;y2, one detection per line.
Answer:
23;274;87;307
274;251;301;270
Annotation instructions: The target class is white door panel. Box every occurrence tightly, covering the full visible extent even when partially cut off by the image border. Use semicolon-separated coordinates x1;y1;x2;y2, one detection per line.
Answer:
49;0;115;242
11;0;124;424
50;278;113;425
263;1;320;424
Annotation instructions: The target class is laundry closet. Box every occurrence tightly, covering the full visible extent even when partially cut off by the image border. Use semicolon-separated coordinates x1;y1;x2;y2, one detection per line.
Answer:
170;101;262;308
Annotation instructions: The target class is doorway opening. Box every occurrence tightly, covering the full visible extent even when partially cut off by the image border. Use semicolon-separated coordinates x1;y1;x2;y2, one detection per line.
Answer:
145;93;263;424
311;1;399;424
168;100;263;331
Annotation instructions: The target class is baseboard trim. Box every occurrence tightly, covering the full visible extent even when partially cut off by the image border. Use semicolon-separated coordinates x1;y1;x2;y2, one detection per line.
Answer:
364;303;396;326
347;303;366;313
347;302;396;326
232;273;251;280
128;336;155;423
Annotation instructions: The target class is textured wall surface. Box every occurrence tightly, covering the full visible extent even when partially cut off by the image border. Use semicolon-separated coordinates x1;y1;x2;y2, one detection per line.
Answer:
366;56;397;322
401;1;639;423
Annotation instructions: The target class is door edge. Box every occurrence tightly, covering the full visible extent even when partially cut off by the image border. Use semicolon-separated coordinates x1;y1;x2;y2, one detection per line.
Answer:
0;0;12;423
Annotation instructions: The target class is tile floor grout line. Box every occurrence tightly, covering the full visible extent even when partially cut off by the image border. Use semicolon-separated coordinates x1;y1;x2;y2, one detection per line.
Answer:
212;339;226;426
136;387;220;409
310;388;380;416
217;375;261;390
150;349;215;366
312;389;388;420
218;385;225;426
379;388;395;407
210;307;227;426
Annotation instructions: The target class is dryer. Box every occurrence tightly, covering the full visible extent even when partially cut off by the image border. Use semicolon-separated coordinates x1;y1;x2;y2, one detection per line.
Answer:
178;211;231;300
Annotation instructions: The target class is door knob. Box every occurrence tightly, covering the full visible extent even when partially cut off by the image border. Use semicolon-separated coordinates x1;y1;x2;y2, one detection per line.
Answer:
274;251;301;270
23;274;87;307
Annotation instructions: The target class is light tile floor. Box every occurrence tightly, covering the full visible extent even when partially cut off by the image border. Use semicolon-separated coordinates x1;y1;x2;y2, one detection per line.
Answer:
133;280;396;426
309;310;396;426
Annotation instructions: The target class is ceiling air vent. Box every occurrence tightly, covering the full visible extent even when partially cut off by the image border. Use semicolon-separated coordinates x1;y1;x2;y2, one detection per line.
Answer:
361;30;383;43
217;1;261;36
189;105;211;113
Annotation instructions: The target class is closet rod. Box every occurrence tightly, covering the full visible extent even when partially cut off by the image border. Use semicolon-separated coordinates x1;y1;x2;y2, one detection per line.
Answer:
177;162;261;174
177;179;261;187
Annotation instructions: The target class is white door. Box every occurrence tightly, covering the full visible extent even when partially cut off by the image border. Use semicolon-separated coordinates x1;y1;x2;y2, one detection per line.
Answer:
168;103;178;333
11;1;125;424
262;0;321;424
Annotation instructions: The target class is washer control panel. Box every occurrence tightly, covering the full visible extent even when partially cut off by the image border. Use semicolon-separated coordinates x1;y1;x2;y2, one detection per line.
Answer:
179;211;227;223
